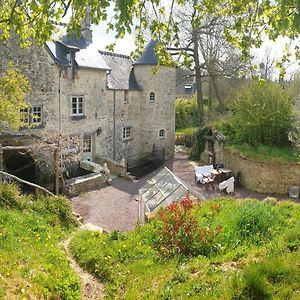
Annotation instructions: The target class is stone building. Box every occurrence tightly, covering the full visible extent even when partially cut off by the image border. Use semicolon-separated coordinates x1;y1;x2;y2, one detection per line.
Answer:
0;23;176;182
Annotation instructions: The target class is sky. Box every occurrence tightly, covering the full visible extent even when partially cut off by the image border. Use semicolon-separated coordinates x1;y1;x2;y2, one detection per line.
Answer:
61;3;300;79
91;24;135;55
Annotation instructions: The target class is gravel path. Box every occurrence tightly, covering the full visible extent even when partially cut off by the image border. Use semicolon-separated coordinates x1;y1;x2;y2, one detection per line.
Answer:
71;147;294;232
63;234;104;300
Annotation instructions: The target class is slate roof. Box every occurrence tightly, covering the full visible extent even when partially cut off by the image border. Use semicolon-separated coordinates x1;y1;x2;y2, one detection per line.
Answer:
62;33;89;49
133;39;158;65
46;39;110;70
99;51;140;90
46;34;141;90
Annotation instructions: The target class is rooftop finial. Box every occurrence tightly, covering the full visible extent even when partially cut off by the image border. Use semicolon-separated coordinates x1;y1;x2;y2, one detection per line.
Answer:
81;7;93;45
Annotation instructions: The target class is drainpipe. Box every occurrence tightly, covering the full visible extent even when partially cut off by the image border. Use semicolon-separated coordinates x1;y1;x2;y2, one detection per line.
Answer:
113;90;116;160
58;67;64;131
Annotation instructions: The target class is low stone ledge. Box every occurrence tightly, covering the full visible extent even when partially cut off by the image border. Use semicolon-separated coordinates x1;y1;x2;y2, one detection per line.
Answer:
80;160;103;173
64;172;109;197
94;156;126;177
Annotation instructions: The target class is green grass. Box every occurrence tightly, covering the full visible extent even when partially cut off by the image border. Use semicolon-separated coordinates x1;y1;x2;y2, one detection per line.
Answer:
70;198;300;299
226;144;296;162
0;183;80;299
175;126;198;135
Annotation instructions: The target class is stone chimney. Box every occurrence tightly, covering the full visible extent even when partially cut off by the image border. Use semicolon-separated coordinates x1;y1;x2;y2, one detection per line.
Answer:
81;7;93;45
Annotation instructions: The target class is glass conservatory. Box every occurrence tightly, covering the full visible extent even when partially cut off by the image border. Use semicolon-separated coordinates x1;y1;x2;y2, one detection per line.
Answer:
138;167;203;223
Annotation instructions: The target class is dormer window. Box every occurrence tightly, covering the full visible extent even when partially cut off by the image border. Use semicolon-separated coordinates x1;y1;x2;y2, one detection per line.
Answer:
66;52;75;80
149;92;155;103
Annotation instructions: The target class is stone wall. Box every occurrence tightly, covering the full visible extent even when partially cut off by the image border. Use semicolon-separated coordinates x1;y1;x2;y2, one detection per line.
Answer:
59;67;109;160
134;65;176;160
106;90;141;165
0;37;59;131
221;149;300;194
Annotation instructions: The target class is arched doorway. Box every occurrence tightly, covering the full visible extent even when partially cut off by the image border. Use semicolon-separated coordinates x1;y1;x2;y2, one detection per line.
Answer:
3;150;37;185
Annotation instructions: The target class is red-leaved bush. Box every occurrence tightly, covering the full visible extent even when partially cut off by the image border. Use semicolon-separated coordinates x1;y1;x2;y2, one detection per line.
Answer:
155;194;221;258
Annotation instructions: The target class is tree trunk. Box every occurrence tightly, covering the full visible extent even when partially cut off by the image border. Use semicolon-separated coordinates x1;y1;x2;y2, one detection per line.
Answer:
211;75;225;112
208;77;213;111
193;30;204;125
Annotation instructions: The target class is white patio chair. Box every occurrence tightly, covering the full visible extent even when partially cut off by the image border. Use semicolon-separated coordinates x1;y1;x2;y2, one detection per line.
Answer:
218;176;235;194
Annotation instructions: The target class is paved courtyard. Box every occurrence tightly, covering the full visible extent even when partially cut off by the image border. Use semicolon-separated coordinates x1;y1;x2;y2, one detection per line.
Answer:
71;147;295;232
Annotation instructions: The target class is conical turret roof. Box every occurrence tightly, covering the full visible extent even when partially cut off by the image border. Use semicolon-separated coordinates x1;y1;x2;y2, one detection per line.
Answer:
133;39;159;65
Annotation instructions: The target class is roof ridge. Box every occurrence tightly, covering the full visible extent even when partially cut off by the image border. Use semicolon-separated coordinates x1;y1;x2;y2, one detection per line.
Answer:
98;50;131;59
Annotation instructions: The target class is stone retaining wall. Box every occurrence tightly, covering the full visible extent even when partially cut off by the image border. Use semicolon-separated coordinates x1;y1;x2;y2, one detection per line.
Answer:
64;172;109;197
221;149;300;194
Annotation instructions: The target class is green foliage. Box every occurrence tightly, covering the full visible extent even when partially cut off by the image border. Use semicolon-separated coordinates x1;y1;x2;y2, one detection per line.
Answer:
231;254;300;300
226;81;294;146
189;126;209;161
70;197;300;299
0;183;80;299
175;98;199;129
175;126;198;135
1;0;300;70
226;144;296;162
155;195;221;258
224;200;282;245
0;64;31;130
0;183;78;228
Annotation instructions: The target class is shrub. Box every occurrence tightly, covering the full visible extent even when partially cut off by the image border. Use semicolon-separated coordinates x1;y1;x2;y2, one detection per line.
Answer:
0;183;78;228
154;194;221;258
0;183;29;209
227;80;294;146
189;126;209;160
175;97;199;129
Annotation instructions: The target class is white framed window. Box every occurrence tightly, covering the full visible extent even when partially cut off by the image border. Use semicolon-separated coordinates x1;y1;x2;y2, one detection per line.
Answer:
32;106;42;124
124;91;129;104
71;96;84;116
123;127;131;140
149;92;155;103
159;129;165;139
20;106;43;125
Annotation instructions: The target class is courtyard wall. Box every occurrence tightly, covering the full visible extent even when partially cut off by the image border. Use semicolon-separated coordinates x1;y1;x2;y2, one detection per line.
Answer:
222;149;300;194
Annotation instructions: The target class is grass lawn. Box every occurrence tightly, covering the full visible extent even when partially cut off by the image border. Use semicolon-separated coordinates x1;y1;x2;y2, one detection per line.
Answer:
175;126;198;135
226;144;296;162
0;184;80;299
70;197;300;299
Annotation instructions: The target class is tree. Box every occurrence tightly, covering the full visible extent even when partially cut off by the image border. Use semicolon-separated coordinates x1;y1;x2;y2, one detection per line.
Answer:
0;64;31;130
226;80;294;146
1;0;300;53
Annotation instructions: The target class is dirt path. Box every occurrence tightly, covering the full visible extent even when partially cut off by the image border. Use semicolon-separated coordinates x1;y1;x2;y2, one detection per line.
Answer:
63;234;104;300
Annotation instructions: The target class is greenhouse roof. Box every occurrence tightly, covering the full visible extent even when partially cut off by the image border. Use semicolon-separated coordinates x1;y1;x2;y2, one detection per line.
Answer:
139;167;203;214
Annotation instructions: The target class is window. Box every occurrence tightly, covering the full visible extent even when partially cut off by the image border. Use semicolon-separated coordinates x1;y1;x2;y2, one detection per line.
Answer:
123;127;131;140
72;96;83;116
159;129;165;139
83;135;92;153
149;92;155;103
32;106;42;124
124;91;129;104
20;108;30;124
20;106;43;126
